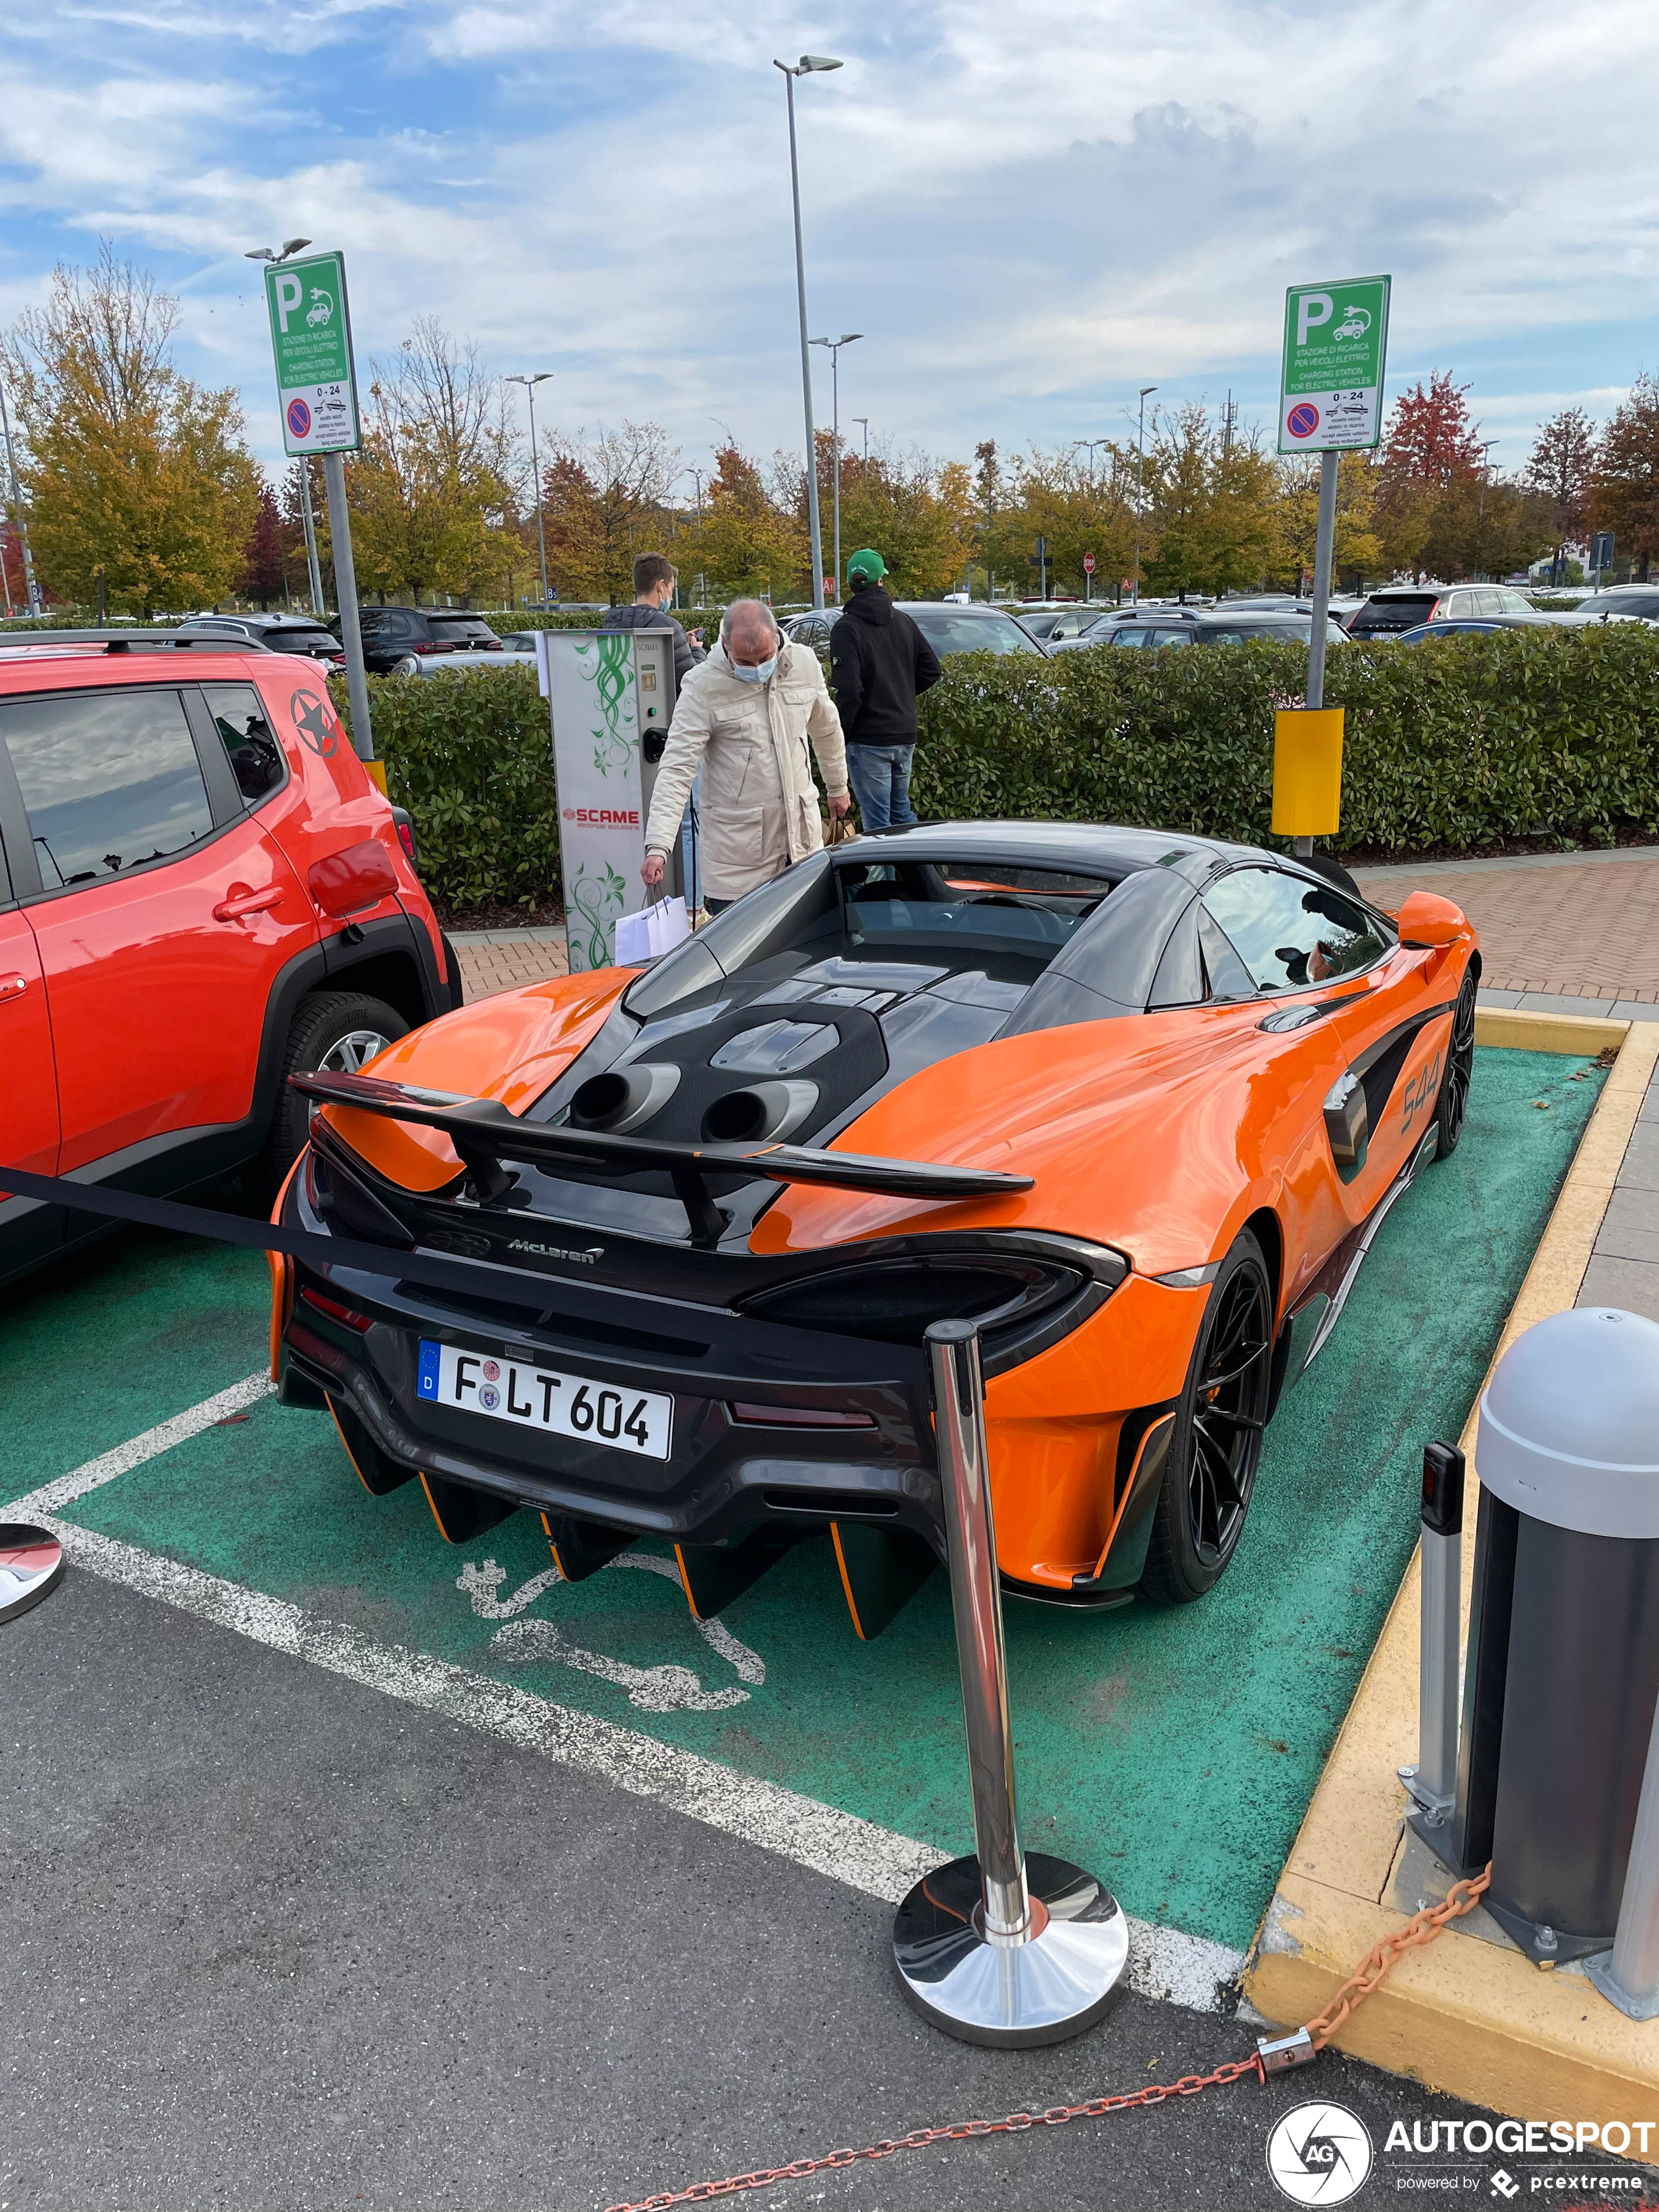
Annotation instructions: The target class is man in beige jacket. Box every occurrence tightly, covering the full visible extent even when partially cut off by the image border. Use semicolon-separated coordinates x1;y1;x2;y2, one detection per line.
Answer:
641;598;850;911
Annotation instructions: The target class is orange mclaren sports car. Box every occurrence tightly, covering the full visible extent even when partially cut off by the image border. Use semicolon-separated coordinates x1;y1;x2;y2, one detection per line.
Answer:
270;824;1478;1637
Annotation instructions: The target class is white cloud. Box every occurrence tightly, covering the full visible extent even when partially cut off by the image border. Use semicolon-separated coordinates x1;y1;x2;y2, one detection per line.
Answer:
1;0;1655;477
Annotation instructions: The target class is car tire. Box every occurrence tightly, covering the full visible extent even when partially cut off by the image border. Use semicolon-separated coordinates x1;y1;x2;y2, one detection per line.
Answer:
262;990;409;1187
1432;967;1478;1161
1138;1229;1274;1605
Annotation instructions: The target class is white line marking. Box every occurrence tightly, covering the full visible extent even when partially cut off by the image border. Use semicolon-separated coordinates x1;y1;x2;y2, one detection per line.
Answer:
10;1371;274;1519
491;1618;751;1712
25;1379;1252;2015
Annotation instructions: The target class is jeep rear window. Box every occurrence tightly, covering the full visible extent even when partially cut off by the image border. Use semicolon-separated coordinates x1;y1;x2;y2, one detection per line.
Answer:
0;689;214;887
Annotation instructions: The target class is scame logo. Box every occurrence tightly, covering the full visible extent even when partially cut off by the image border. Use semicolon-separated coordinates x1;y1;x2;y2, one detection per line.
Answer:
562;807;640;826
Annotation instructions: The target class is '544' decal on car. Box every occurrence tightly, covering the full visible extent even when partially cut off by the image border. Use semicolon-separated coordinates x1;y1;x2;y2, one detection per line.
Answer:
1401;1050;1443;1138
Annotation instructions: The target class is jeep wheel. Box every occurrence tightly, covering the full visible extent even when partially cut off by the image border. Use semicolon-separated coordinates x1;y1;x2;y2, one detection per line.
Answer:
263;990;408;1187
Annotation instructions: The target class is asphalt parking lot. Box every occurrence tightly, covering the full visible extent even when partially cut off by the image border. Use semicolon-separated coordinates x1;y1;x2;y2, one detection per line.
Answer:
4;1043;1649;2210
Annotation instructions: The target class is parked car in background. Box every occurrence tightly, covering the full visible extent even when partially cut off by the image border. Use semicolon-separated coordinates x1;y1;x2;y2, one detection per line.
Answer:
0;628;460;1289
392;637;540;676
1052;609;1347;652
783;604;1050;659
346;607;505;675
1565;587;1659;623
1347;585;1539;637
1018;605;1119;642
178;613;346;665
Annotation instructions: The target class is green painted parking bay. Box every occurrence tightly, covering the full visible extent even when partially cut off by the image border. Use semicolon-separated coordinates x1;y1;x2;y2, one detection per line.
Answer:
0;1046;1603;1959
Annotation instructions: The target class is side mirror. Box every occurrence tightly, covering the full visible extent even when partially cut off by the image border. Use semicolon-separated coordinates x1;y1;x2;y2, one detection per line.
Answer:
1396;890;1469;950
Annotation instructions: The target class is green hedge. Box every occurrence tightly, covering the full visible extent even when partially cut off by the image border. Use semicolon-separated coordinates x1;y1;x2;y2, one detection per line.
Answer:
913;626;1659;855
332;628;1659;910
330;666;562;912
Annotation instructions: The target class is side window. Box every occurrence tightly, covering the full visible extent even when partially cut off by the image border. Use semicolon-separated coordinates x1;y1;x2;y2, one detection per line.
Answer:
0;689;214;892
1150;628;1191;649
1204;868;1390;993
1108;628;1147;647
201;682;286;803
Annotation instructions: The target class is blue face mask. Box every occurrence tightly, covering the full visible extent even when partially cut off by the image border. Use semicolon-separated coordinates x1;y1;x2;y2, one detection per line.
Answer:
731;654;777;685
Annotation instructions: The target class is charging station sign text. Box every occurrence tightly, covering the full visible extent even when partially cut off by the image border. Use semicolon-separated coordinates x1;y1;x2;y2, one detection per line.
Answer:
265;251;361;457
1279;275;1391;454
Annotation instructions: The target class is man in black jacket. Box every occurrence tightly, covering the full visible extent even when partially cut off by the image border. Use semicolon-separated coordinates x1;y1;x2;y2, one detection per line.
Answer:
828;547;942;830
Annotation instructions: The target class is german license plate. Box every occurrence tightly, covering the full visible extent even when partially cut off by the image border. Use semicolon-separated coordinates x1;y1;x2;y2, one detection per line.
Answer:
416;1340;672;1460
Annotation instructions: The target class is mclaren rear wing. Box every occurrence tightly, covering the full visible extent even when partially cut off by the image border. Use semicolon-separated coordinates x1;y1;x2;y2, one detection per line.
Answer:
290;1070;1033;1247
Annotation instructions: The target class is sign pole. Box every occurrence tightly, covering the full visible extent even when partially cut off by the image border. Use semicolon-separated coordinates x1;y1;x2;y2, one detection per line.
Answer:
263;249;372;763
1298;449;1341;856
322;453;374;766
299;458;326;620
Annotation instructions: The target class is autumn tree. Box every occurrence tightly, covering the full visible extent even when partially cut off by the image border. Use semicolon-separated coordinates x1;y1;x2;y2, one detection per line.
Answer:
1591;374;1659;581
1526;407;1596;584
534;421;681;604
239;482;299;607
1137;406;1275;598
822;432;980;598
995;444;1135;600
1273;452;1382;589
1;246;259;617
684;441;804;600
1374;370;1482;578
339;317;519;605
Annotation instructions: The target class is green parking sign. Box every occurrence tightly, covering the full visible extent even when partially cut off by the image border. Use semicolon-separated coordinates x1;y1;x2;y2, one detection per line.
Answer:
1278;275;1391;454
264;251;361;457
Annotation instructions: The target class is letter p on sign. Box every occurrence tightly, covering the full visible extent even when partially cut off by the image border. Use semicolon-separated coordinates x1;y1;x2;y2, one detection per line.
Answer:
274;271;304;332
1296;291;1334;347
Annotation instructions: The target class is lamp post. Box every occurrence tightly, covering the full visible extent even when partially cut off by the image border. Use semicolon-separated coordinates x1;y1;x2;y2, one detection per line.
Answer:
1131;386;1157;605
507;374;553;607
1475;438;1500;582
685;466;706;610
811;332;862;600
852;415;870;473
775;53;842;612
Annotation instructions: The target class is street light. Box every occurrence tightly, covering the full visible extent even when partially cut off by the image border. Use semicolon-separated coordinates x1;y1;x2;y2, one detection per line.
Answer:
852;415;869;471
1132;386;1157;605
244;239;312;263
685;466;706;609
1475;438;1500;581
507;373;553;606
775;53;842;611
811;332;862;598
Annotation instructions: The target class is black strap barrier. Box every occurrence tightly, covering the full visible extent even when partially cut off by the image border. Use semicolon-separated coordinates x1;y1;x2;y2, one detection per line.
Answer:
0;1162;928;1392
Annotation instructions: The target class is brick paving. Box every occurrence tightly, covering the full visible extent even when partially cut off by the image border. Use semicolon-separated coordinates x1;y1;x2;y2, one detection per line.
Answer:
1355;853;1659;1006
450;929;568;1003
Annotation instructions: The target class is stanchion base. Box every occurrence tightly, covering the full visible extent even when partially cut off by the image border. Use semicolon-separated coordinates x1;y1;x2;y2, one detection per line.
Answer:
0;1524;65;1624
892;1852;1129;2048
1584;1951;1659;2021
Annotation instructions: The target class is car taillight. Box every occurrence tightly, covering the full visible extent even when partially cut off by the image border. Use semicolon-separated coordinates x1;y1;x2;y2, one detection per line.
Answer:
395;820;417;865
299;1286;374;1332
740;1255;1087;1345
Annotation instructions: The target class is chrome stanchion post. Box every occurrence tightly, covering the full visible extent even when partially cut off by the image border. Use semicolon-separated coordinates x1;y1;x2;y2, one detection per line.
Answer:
1401;1441;1462;1829
1589;1692;1659;2018
891;1320;1129;2046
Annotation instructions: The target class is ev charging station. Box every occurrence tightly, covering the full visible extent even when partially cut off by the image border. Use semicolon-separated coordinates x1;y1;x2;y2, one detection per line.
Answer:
534;628;695;971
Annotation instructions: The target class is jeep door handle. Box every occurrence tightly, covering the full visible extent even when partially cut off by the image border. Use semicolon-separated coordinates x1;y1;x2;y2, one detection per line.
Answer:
0;972;27;1004
213;884;285;923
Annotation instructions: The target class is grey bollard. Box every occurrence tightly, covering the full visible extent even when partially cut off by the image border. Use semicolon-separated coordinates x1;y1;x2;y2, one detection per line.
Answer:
890;1321;1129;2046
1444;1309;1659;1973
1401;1442;1464;1833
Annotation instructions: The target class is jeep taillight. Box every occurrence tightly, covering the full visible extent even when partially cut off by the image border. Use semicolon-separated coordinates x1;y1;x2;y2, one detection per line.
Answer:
395;820;416;865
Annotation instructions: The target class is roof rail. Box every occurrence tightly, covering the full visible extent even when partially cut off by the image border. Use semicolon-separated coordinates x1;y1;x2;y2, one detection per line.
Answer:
0;628;273;652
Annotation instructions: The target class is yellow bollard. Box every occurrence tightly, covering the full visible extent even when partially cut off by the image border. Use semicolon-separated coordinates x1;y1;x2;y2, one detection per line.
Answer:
1272;707;1344;839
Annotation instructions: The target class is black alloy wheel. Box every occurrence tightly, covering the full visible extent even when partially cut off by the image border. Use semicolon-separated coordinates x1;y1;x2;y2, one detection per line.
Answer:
1433;967;1478;1160
1140;1230;1274;1604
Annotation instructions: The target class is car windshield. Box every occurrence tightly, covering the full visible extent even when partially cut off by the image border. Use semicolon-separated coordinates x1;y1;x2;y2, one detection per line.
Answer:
837;858;1109;958
908;611;1046;656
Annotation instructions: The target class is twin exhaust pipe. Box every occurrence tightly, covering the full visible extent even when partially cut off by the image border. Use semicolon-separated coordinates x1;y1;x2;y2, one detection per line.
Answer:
569;1065;820;1146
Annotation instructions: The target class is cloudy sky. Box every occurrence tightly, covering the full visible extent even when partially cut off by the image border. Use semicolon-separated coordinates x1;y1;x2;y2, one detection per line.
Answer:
3;0;1656;484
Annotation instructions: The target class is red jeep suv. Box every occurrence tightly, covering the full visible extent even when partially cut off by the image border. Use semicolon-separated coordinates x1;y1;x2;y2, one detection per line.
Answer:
0;630;460;1286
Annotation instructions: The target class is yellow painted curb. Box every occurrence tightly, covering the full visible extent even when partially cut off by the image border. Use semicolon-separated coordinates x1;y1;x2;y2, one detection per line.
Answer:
1244;1016;1659;2123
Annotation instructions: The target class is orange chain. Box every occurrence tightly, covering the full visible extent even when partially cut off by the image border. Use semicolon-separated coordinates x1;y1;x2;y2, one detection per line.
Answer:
602;1865;1494;2212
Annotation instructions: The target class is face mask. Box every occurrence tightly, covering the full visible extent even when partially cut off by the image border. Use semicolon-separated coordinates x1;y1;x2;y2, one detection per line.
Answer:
731;654;777;685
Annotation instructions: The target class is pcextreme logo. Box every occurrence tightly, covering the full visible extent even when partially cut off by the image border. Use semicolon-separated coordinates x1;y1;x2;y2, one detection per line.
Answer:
1267;2102;1374;2203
